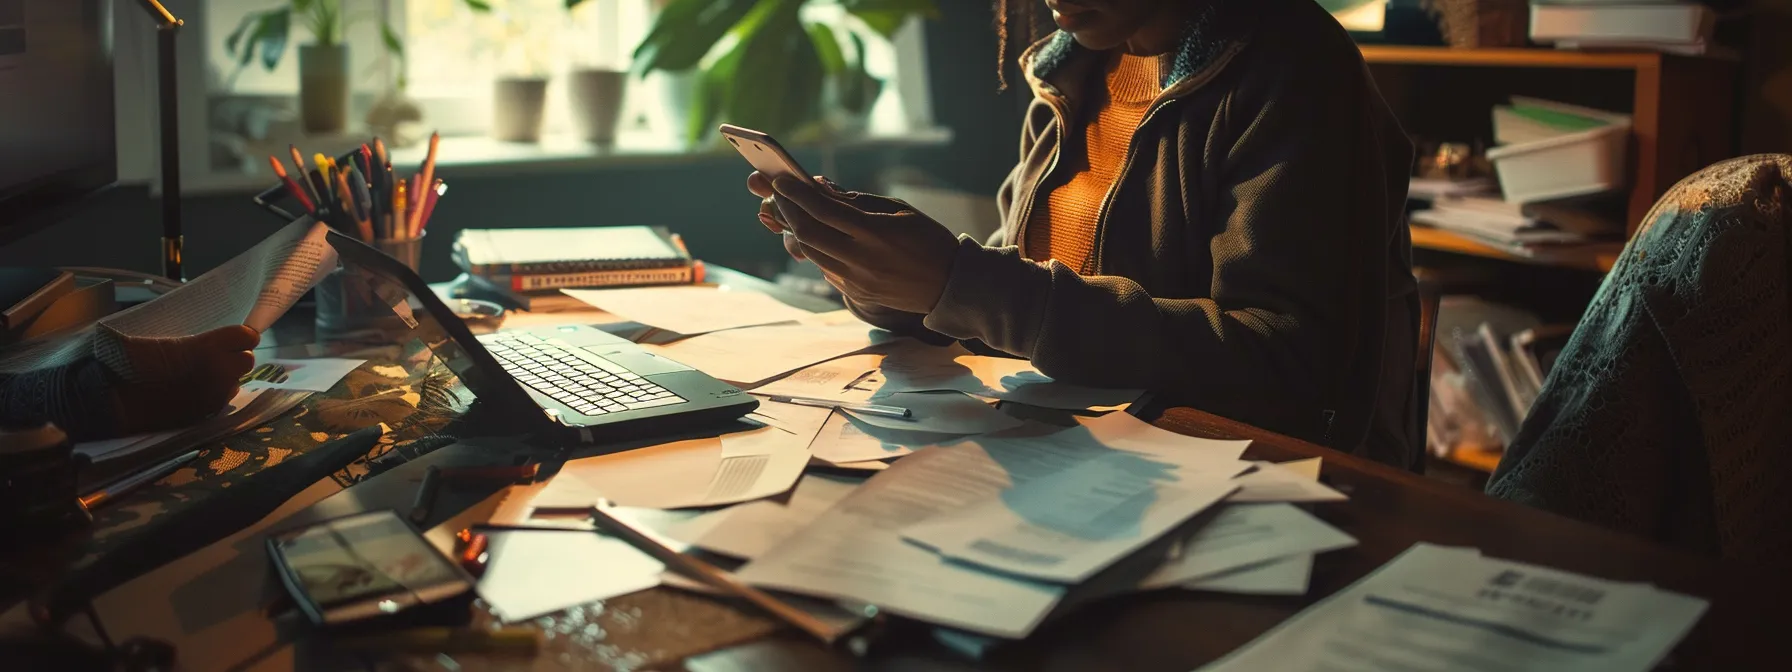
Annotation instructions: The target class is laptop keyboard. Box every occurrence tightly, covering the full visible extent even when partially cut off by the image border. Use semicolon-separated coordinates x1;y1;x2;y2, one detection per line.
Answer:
484;333;686;417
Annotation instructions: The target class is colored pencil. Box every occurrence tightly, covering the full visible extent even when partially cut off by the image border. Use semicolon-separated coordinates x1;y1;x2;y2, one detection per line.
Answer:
268;156;315;214
410;132;441;237
417;179;445;233
393;180;409;241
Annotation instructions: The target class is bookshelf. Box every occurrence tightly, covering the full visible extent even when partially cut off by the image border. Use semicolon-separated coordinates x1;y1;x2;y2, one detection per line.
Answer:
1363;46;1739;473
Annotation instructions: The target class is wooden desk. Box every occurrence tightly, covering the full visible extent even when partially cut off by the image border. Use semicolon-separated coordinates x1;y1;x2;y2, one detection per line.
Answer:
674;407;1787;671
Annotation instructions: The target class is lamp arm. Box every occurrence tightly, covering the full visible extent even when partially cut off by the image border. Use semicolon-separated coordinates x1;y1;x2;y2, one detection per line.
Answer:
133;0;182;29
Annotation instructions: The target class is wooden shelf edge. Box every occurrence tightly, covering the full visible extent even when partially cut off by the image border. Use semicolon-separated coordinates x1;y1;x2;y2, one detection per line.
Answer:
1360;45;1661;70
1410;226;1618;272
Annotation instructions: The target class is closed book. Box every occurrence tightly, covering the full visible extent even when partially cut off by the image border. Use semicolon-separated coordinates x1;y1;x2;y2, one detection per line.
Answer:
496;262;704;292
1530;4;1715;45
453;226;691;276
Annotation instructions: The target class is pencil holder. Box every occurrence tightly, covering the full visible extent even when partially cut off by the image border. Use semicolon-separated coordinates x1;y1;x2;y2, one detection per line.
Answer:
316;233;426;341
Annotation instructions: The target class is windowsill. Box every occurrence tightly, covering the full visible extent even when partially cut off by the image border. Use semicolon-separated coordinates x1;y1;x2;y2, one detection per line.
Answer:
176;125;955;196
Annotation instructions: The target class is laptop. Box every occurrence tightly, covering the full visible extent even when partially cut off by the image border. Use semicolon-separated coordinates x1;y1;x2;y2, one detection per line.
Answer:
326;230;759;444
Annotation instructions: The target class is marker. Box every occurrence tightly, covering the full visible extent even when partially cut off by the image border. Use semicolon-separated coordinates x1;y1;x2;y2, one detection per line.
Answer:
287;145;322;210
267;156;315;214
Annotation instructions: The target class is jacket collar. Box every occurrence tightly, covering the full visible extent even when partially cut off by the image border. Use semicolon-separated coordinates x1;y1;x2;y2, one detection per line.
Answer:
1020;1;1253;107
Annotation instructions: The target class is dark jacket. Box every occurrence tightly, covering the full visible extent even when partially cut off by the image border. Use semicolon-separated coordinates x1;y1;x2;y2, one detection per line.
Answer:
852;0;1420;466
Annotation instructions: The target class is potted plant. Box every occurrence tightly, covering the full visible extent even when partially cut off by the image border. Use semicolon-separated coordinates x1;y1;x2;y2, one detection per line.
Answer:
226;0;493;135
631;0;937;145
565;0;629;145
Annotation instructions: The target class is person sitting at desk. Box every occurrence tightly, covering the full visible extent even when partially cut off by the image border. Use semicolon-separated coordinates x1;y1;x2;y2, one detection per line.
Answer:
751;0;1421;467
0;325;257;440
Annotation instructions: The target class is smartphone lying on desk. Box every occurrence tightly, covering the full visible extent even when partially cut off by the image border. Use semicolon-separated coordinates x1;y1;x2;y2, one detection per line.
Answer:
720;124;817;186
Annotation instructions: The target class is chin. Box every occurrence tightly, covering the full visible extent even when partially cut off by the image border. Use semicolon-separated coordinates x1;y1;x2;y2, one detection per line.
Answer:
1067;27;1130;51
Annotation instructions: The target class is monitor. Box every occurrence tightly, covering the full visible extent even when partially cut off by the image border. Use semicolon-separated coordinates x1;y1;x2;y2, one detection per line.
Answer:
0;0;116;245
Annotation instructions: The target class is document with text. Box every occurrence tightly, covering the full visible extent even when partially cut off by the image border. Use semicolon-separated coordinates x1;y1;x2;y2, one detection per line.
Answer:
1198;544;1710;672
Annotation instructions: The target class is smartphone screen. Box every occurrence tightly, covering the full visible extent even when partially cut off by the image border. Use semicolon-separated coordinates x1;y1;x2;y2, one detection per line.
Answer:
719;124;816;186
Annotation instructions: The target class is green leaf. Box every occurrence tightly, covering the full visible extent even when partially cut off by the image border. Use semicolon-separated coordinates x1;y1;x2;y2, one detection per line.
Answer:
380;22;404;59
804;21;845;75
838;31;882;115
293;0;315;15
225;12;258;64
256;9;292;72
686;40;745;144
565;0;589;10
463;0;493;11
842;0;938;38
722;1;824;140
631;0;757;76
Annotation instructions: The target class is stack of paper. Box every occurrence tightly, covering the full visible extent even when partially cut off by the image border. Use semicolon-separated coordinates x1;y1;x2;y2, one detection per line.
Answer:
562;286;814;336
732;413;1358;638
644;323;889;387
1200;543;1709;671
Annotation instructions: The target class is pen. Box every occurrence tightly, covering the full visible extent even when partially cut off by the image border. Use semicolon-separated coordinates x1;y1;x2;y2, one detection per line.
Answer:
455;528;490;576
78;449;203;512
349;164;376;241
582;502;848;644
287;145;322;211
393;179;408;240
769;396;911;419
332;627;539;654
409;465;442;525
268;156;316;214
417;179;445;234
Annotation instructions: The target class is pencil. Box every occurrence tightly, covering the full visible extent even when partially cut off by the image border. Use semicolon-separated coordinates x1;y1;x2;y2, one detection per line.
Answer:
268;156;315;214
287;145;322;211
393;179;409;241
417;179;445;233
410;131;440;237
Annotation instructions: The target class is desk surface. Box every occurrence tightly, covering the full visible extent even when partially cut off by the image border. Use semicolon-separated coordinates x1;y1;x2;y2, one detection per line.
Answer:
11;269;1784;670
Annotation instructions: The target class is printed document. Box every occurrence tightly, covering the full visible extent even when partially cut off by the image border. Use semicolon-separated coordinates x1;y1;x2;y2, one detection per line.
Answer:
902;457;1243;583
666;473;862;560
95;219;337;382
749;354;881;403
1198;544;1710;672
735;417;1257;638
645;323;890;386
1143;504;1358;588
528;400;832;510
562;286;814;336
477;529;664;622
1228;461;1346;503
807;411;968;465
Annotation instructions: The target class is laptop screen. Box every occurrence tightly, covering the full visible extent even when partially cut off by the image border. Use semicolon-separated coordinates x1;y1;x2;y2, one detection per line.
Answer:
324;230;541;422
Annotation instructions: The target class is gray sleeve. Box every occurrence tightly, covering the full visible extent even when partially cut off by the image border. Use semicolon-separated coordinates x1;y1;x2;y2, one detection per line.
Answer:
0;359;121;440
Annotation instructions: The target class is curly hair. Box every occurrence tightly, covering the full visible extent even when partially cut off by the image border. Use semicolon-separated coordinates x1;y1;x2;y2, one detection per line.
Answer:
994;0;1044;90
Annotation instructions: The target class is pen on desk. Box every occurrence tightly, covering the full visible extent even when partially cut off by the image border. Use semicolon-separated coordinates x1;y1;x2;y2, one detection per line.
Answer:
770;396;911;419
583;502;847;644
332;626;539;654
77;449;203;513
409;465;442;525
268;156;315;214
455;528;490;576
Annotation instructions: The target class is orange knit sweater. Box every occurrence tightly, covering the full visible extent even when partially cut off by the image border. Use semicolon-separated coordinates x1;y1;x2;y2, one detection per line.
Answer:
1025;52;1164;271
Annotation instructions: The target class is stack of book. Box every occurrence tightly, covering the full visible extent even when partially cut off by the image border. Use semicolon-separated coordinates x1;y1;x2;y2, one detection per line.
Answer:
449;226;702;312
1530;1;1717;55
1409;195;1624;261
1427;297;1572;464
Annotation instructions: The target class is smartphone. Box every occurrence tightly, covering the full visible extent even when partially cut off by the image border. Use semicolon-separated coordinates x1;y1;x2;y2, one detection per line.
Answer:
719;124;816;186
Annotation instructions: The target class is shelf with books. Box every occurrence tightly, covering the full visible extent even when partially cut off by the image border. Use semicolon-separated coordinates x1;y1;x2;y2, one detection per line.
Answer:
1410;225;1619;273
1359;45;1674;70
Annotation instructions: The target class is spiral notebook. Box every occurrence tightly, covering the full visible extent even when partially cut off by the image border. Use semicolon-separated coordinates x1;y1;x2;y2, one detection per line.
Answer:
453;226;698;291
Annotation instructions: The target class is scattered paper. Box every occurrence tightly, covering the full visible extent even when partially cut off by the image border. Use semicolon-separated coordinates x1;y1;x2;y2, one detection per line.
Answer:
476;530;665;622
1183;555;1314;596
240;357;365;393
737;419;1258;638
812;457;890;471
562;286;813;336
1198;544;1710;672
1141;504;1357;589
646;323;888;386
749;354;881;403
870;342;1142;410
840;391;1025;435
666;474;862;560
807;411;966;465
95;219;336;382
1229;461;1347;504
527;400;832;510
903;458;1243;583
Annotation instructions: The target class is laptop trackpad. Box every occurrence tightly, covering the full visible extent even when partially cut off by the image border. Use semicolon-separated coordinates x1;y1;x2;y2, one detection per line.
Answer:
597;350;695;376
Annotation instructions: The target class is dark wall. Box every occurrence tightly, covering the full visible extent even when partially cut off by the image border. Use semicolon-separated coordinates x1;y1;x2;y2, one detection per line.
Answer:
0;2;1028;283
